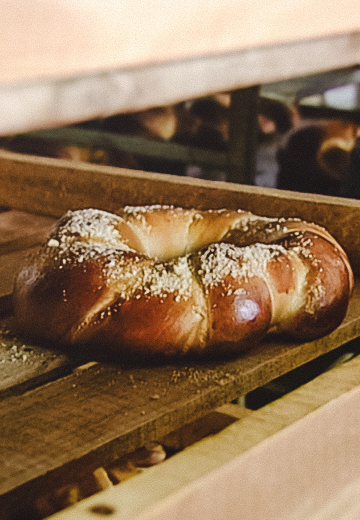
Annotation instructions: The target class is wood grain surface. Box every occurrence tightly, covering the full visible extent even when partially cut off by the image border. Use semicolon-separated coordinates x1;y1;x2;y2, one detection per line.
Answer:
1;151;360;272
53;354;360;520
1;1;360;137
2;0;359;84
0;209;54;255
1;280;360;513
0;317;72;399
1;155;360;516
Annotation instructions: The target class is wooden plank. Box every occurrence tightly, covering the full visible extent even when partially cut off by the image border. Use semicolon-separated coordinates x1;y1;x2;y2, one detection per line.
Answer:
160;404;252;452
27;128;227;169
0;209;55;255
53;354;360;520
1;3;360;135
1;279;360;513
2;33;360;138
0;316;73;399
227;86;260;184
0;150;360;272
2;1;359;86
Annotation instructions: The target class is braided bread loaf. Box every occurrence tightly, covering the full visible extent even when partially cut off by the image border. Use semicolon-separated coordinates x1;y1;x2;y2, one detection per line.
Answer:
13;205;353;359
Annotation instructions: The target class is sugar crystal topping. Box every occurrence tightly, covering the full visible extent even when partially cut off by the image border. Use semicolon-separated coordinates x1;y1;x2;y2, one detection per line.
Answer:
43;209;135;266
43;209;196;301
197;242;284;287
122;204;175;213
141;256;194;300
58;208;126;247
40;208;326;311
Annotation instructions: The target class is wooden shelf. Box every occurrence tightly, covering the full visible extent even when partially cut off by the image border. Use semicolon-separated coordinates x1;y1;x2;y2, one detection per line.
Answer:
1;5;360;516
1;277;360;510
1;148;360;517
51;354;360;520
0;1;359;134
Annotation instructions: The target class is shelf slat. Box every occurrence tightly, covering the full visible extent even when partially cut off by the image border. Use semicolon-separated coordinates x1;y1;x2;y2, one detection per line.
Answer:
1;279;360;513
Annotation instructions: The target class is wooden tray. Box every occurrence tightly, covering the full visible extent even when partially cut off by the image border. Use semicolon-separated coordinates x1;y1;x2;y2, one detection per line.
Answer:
1;151;360;517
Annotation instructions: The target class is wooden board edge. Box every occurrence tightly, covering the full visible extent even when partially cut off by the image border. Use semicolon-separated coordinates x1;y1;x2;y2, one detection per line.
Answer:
50;354;360;520
0;150;360;273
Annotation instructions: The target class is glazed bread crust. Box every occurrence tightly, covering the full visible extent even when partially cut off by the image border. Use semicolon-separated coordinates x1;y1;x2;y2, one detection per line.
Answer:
12;205;353;358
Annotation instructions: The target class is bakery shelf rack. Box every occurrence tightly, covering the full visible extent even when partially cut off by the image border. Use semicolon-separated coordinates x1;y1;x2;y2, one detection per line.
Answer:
1;156;360;518
0;1;360;518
